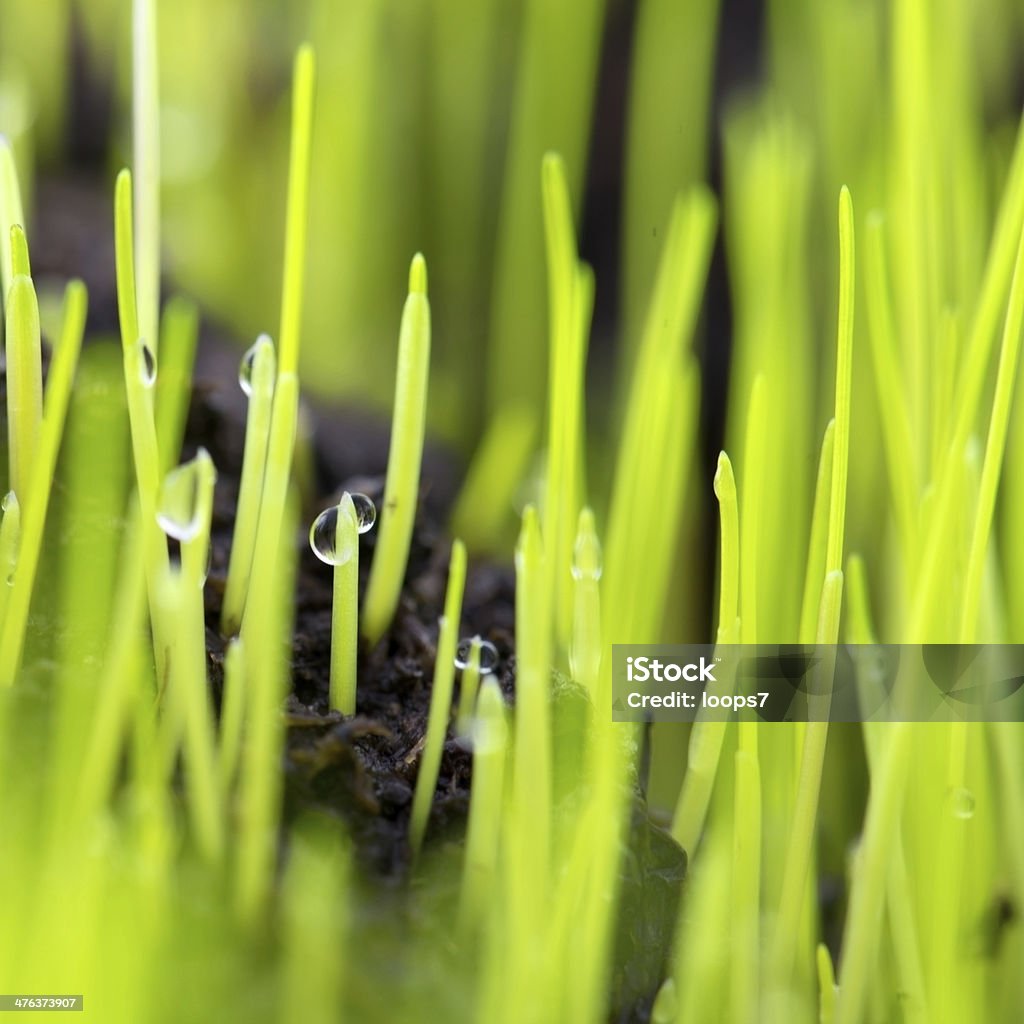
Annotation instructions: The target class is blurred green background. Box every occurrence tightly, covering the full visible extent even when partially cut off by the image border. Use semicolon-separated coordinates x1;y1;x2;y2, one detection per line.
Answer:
3;0;1024;632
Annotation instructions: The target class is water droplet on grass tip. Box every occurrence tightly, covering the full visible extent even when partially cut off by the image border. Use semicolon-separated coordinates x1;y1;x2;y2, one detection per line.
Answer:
309;493;374;566
309;505;356;566
948;787;975;820
157;460;205;542
349;492;377;532
1;491;15;513
140;342;157;387
239;335;272;396
455;637;499;674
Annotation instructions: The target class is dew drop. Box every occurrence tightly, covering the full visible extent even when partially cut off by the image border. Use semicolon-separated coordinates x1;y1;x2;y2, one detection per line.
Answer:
349;492;377;533
948;786;975;820
239;334;272;396
455;636;499;674
309;504;357;566
140;342;157;387
157;461;202;542
239;347;256;396
1;491;14;514
5;572;13;587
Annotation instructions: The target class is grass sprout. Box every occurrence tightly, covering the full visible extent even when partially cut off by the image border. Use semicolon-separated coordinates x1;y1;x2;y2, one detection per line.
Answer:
458;676;508;935
277;45;316;378
132;0;160;356
541;152;592;650
772;186;855;985
0;490;19;628
362;254;432;644
569;505;602;694
309;490;375;715
670;451;735;853
3;234;41;502
154;297;199;471
959;219;1024;642
221;334;275;636
0;279;86;685
115;169;171;680
4;4;1024;1022
603;187;715;643
156;449;223;861
409;538;467;856
0;135;24;301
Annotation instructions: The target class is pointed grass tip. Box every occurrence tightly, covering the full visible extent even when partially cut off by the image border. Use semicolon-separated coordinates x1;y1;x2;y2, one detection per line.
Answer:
409;253;428;296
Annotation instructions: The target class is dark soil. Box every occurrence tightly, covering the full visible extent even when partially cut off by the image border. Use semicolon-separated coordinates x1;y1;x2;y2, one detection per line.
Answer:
186;366;515;878
182;356;686;1023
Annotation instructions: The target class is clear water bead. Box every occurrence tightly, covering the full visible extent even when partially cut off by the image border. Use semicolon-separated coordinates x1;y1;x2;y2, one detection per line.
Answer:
157;459;204;542
349;492;377;533
309;504;357;566
1;491;14;514
239;334;272;396
455;637;499;674
140;342;157;387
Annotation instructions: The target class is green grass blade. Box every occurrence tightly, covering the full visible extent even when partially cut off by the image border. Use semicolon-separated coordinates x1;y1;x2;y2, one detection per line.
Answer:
329;493;359;716
959;219;1024;642
278;45;316;378
0;136;24;303
730;748;762;1023
236;487;297;923
670;452;737;854
218;638;245;791
799;419;836;643
363;255;431;644
158;450;223;862
817;944;837;1024
512;505;552;899
569;506;602;694
485;0;606;418
154;296;199;472
541;153;593;649
620;0;720;358
241;373;298;639
132;0;160;355
603;188;715;642
409;539;467;856
459;676;509;935
114;169;140;355
4;272;41;502
0;492;20;631
714;451;739;639
863;214;917;565
221;335;276;637
281;824;349;1021
739;376;764;643
826;186;855;581
10;223;29;278
0;280;86;686
833;722;913;1024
